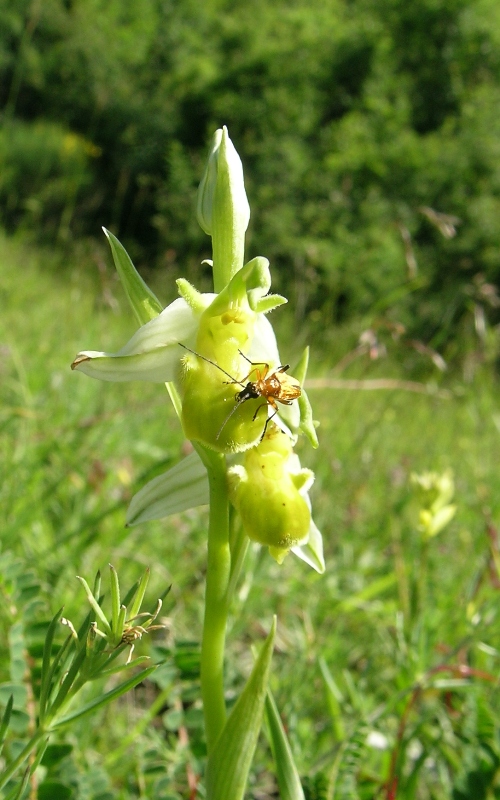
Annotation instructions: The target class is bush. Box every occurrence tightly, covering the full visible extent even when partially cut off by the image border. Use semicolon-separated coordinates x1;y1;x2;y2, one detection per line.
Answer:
1;0;500;342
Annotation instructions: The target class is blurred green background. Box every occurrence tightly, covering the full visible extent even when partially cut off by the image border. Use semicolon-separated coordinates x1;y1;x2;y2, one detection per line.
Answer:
1;1;500;798
2;0;500;347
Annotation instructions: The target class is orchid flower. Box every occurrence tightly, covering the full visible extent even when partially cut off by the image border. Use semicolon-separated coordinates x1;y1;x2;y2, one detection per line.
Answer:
72;126;323;795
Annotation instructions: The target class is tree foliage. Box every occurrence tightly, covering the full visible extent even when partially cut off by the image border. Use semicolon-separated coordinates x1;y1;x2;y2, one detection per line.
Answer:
1;0;500;341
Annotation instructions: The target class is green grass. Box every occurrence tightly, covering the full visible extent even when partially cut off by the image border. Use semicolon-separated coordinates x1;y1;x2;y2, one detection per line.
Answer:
1;231;500;798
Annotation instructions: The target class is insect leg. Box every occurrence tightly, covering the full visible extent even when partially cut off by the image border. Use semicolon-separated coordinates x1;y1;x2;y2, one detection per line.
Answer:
237;350;270;380
260;409;278;441
251;402;269;422
179;343;244;386
238;350;269;368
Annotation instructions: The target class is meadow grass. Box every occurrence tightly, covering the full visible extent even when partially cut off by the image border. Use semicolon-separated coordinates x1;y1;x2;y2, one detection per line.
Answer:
1;231;499;798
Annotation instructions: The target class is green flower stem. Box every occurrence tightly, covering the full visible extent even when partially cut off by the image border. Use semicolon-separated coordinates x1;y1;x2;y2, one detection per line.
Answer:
212;207;245;293
0;728;46;792
197;445;231;753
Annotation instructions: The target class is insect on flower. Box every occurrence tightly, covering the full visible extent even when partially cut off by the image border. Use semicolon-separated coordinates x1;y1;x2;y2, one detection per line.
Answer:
180;344;301;439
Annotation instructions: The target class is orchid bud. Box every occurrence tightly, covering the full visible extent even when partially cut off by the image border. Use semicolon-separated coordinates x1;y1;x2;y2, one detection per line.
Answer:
196;126;250;290
228;424;313;563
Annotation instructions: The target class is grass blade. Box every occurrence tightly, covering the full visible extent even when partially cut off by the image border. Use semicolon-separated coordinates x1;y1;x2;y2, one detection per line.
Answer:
265;687;305;800
52;665;157;727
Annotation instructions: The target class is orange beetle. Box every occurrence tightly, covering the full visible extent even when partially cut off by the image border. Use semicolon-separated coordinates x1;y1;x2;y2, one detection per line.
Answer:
180;345;301;438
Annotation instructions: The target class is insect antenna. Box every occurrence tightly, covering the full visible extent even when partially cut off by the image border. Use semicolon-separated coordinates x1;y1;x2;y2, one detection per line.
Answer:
215;396;269;440
179;343;245;387
215;401;244;440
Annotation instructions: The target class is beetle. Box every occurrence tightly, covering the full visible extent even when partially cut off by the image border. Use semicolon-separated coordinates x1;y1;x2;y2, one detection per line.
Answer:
179;344;301;439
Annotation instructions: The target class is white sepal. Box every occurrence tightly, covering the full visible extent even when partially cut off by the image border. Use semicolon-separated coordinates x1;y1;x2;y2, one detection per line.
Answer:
292;519;325;574
72;297;209;383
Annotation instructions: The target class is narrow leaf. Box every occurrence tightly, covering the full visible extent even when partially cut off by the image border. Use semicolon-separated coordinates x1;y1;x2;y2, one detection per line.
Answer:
42;634;75;716
318;657;345;742
121;579;140;609
103;229;163;325
126;568;150;622
92;571;101;602
265;688;305;800
0;695;13;750
5;766;30;800
31;738;50;774
76;577;111;635
99;656;151;678
116;605;127;640
39;607;64;722
52;665;157;727
126;451;208;525
48;643;87;719
206;618;276;800
109;565;121;635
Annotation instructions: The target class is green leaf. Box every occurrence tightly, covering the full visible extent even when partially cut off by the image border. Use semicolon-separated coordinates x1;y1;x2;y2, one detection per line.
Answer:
103;229;163;325
38;781;72;800
0;695;13;752
0;684;26;708
92;570;102;602
121;579;140;609
4;766;30;800
52;665;157;728
205;618;276;800
265;688;305;800
99;655;151;678
126;568;150;622
109;565;121;635
41;634;74;717
76;576;112;635
126;451;208;525
39;607;64;722
41;744;73;767
318;657;345;742
48;640;88;719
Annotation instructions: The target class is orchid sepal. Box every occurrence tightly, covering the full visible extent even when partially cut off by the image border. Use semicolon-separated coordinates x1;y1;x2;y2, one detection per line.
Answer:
103;228;163;325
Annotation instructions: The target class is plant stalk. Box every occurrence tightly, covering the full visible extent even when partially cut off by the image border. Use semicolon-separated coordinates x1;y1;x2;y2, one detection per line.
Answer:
0;728;46;792
199;447;231;753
